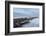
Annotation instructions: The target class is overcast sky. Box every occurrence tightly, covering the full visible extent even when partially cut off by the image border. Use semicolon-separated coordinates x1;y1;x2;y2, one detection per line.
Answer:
13;8;39;17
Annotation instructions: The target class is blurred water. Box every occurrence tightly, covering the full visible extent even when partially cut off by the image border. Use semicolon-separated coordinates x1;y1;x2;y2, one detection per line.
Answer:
22;18;39;27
